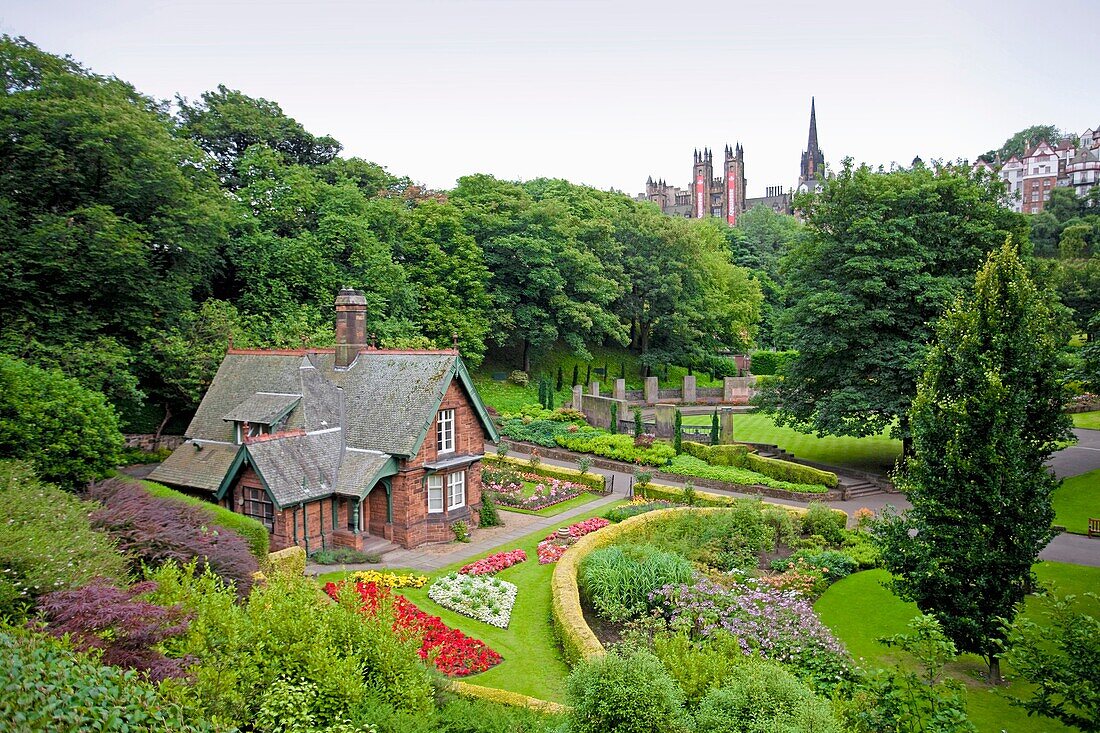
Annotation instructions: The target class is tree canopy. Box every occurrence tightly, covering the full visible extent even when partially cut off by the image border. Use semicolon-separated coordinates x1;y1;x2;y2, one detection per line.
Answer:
757;160;1026;444
873;240;1071;681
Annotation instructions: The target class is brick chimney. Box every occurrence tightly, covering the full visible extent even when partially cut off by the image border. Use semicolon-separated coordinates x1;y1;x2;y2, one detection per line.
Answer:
334;289;367;368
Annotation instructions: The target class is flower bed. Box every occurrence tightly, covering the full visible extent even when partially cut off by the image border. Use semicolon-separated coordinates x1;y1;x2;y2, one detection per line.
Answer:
325;580;502;676
350;569;428;588
536;517;611;564
460;549;527;576
428;573;517;629
483;468;587;511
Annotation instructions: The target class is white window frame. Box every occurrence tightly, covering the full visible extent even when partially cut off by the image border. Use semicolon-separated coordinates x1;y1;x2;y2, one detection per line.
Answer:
437;409;455;454
447;471;466;510
427;475;444;514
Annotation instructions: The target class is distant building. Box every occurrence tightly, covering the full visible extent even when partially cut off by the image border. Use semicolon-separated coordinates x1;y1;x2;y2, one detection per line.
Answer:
981;126;1100;213
636;101;832;223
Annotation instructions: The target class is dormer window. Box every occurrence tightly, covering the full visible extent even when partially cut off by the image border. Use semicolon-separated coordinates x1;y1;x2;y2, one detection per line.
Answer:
437;409;455;454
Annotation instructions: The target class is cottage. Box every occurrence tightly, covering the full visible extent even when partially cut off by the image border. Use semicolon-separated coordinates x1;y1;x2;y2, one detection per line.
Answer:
149;289;498;552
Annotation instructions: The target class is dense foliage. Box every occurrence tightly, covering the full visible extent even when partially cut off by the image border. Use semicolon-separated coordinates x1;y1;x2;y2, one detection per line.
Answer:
874;242;1071;681
759;160;1026;446
0;461;127;620
579;545;693;621
89;478;259;595
0;354;122;487
566;648;688;733
693;659;842;733
0;37;762;432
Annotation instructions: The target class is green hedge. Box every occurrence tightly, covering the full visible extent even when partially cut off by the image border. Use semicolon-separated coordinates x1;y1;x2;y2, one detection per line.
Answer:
555;429;676;466
680;441;837;489
663;455;828;494
142;480;269;558
485;453;606;492
750;350;798;376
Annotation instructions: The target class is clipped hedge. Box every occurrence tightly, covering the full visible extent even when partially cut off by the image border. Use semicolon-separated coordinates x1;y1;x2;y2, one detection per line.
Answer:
267;545;307;577
142;480;269;558
448;680;569;715
485;453;606;492
680;441;837;489
554;430;676;466
750;350;798;376
665;455;829;494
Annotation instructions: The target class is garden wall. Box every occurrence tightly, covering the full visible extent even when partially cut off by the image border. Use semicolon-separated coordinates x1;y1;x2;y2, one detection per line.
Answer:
123;434;186;452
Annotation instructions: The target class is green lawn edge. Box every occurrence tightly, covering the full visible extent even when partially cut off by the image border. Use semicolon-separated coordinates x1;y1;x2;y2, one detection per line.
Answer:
815;563;1100;732
1053;468;1100;534
1070;410;1100;430
496;491;602;517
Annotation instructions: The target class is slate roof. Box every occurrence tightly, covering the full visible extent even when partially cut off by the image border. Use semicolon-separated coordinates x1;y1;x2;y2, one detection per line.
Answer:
334;449;398;498
149;440;240;493
222;392;301;425
246;429;344;507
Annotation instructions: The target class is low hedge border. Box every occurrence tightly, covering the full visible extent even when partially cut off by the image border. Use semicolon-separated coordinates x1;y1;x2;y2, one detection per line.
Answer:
266;545;306;576
485;453;607;493
682;441;838;489
550;503;846;667
141;479;270;558
448;680;569;715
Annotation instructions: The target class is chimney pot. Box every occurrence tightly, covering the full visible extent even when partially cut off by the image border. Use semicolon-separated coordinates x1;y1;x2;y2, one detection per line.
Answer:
334;289;368;368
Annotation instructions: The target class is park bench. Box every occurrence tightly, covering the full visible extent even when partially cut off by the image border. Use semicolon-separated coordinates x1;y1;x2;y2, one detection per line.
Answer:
1089;517;1100;539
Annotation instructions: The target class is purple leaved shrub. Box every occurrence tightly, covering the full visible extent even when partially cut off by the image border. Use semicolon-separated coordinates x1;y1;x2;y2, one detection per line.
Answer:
88;478;257;595
39;579;192;681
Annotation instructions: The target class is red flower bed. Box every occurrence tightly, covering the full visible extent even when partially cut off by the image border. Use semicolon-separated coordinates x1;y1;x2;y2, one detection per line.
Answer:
536;517;611;564
567;517;609;537
460;549;527;576
325;581;502;676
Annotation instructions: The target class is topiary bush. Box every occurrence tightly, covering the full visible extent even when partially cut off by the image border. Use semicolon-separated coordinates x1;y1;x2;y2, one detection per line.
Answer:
0;460;127;620
566;648;689;733
88;478;259;595
579;545;693;621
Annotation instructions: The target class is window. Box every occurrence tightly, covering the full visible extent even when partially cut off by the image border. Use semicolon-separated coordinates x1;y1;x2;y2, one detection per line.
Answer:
437;409;455;454
447;471;466;510
242;486;274;531
427;475;444;513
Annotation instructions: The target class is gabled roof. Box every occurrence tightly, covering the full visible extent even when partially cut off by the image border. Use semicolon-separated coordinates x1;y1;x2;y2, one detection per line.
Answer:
149;440;241;493
245;429;344;508
222;392;301;425
335;449;399;499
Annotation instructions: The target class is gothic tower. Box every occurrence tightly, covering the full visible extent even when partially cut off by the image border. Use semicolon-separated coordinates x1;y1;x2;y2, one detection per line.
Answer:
798;97;825;194
692;148;713;219
724;143;747;225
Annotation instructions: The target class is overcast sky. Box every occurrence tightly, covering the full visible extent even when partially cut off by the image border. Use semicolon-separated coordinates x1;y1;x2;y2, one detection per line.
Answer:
4;0;1098;197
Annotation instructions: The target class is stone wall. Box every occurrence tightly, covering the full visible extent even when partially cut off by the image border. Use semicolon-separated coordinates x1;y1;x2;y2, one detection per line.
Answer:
123;434;186;452
580;393;630;431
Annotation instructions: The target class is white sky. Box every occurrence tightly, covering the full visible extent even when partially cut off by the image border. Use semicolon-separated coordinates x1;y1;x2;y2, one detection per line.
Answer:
3;0;1098;197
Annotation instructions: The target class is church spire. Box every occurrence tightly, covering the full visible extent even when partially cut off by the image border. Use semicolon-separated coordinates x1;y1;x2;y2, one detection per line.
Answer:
807;96;819;160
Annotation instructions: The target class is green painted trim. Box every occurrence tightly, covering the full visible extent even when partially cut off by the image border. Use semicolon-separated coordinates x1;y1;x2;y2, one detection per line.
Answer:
382;477;393;523
405;357;500;457
236;445;287;510
346;455;400;499
214;445;249;501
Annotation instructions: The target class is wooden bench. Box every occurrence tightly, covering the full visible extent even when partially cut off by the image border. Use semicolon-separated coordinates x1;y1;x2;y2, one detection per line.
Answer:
1089;517;1100;538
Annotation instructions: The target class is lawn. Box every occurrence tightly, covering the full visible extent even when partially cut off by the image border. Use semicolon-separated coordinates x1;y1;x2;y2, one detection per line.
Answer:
683;412;902;474
319;502;625;703
1071;410;1100;430
816;563;1100;732
1052;468;1100;534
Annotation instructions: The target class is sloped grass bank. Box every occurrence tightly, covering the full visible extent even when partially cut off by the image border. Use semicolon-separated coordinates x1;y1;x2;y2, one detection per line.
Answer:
816;564;1100;732
683;412;902;474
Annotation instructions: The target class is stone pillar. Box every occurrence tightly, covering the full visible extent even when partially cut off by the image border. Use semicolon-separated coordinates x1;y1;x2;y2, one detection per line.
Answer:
613;378;626;401
572;385;583;411
655;404;676;439
723;377;736;402
719;408;735;444
589;381;600;396
682;375;696;403
644;376;659;404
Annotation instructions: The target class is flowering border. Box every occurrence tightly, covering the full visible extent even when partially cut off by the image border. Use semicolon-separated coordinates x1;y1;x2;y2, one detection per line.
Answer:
428;573;517;629
460;549;527;576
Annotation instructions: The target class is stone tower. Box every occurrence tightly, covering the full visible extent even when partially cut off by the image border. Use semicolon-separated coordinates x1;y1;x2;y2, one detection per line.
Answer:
798;97;826;194
692;148;713;219
724;143;747;225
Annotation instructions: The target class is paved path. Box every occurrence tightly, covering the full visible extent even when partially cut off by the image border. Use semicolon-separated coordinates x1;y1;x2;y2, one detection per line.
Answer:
1047;428;1100;479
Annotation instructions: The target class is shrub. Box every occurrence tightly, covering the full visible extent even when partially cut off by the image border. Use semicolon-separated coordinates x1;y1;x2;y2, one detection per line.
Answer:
652;631;745;708
39;579;192;681
508;370;529;387
0;627;213;732
88;478;259;595
497;417;574;447
143;480;269;558
694;658;843;733
451;520;471;543
478;494;503;527
801;501;847;543
310;547;381;565
633;406;643;437
742;453;839;488
840;531;882;569
665;454;828;494
604;501;676;523
268;545;307;576
0;461;126;619
750;350;798;376
579;545;693;621
0;354;122;488
556;428;676;466
566;648;689;733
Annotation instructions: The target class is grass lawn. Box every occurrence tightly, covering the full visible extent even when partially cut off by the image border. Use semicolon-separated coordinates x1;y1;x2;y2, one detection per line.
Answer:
683;412;902;474
1071;410;1100;430
319;502;625;703
1053;468;1100;534
496;491;602;517
816;563;1100;732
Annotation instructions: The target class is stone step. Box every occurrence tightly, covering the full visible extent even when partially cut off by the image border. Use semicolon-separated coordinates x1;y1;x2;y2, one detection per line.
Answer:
844;482;884;499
